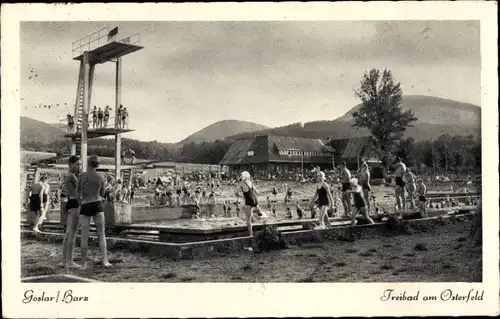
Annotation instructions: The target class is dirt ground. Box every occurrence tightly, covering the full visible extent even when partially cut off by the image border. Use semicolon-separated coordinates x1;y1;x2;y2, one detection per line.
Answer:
21;220;481;282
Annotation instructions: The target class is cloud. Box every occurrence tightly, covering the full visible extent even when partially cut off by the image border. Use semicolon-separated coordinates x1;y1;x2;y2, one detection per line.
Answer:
20;21;480;143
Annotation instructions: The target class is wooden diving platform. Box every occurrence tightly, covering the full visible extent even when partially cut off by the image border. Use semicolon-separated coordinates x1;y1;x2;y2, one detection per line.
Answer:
64;127;134;139
73;41;144;65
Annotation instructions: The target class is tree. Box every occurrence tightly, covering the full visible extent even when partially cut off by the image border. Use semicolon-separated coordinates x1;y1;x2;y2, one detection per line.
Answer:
352;68;418;161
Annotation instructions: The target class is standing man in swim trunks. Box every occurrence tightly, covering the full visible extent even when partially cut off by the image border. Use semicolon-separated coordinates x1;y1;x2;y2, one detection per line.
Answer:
29;175;47;232
405;168;417;213
339;162;352;218
60;155;82;268
392;157;407;216
78;155;112;268
358;162;372;215
235;171;259;237
346;178;375;226
309;171;334;229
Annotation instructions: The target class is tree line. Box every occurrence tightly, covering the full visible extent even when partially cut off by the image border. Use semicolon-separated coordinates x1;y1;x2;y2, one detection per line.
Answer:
22;138;232;165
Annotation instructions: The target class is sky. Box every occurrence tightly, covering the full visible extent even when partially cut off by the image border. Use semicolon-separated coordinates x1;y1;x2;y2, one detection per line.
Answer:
20;21;480;143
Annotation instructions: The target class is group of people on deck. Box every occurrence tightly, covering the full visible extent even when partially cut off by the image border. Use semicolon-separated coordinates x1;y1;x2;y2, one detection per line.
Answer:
65;104;129;132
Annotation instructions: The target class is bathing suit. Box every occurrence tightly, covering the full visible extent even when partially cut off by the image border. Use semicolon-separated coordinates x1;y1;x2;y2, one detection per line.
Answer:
176;189;181;195
92;110;97;118
272;187;278;195
342;183;350;192
42;193;48;203
353;191;366;209
241;182;258;207
418;195;427;202
395;177;406;188
29;194;42;211
80;201;103;217
316;184;330;207
65;199;79;211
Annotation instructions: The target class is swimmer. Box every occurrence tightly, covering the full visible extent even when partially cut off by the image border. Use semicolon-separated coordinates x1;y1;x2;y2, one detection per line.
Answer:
78;155;112;268
92;106;97;129
207;192;215;218
235;171;259;237
59;155;81;268
346;178;375;226
29;175;47;232
310;171;334;229
339;162;352;218
296;201;305;219
122;107;128;129
103;105;111;127
97;107;104;128
405;168;417;213
392;157;407;216
359;162;372;215
116;105;123;128
66;114;75;133
416;179;427;218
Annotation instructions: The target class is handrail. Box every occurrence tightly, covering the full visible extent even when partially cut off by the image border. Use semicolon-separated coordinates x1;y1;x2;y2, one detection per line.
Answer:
72;28;141;59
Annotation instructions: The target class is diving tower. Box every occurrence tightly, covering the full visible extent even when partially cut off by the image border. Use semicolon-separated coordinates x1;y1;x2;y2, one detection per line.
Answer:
66;27;143;178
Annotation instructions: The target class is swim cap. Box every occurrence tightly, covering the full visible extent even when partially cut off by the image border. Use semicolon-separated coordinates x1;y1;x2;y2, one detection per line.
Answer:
317;171;326;180
241;171;251;180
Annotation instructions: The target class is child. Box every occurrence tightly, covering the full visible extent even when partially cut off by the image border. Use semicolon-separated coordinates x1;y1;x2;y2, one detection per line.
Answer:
346;178;374;226
227;204;232;217
285;206;292;219
223;201;228;217
266;196;272;211
416;179;427;218
271;203;277;217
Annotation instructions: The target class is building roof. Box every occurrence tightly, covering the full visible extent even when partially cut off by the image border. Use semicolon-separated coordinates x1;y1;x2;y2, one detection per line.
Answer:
268;135;335;153
219;138;256;165
326;136;373;161
340;137;372;159
220;135;336;165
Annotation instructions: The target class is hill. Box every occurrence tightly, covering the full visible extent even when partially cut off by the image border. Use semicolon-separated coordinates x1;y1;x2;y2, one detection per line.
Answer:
20;116;65;145
180;119;269;143
227;95;480;142
336;95;480;127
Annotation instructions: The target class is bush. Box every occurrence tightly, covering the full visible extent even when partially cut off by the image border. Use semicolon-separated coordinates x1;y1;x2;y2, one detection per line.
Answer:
254;225;288;252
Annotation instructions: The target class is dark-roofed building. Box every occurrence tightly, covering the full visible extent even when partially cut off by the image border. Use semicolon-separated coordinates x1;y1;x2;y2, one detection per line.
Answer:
219;135;336;177
327;136;376;170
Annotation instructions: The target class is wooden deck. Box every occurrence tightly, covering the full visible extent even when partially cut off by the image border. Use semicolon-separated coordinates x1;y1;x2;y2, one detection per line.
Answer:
64;127;134;139
74;41;144;64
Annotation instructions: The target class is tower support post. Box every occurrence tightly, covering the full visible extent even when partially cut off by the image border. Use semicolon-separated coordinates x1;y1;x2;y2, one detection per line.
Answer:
115;57;122;180
81;51;90;171
71;138;77;155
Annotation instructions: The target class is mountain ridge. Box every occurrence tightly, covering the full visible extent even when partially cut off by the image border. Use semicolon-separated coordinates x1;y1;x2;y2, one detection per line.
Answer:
20;95;481;148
